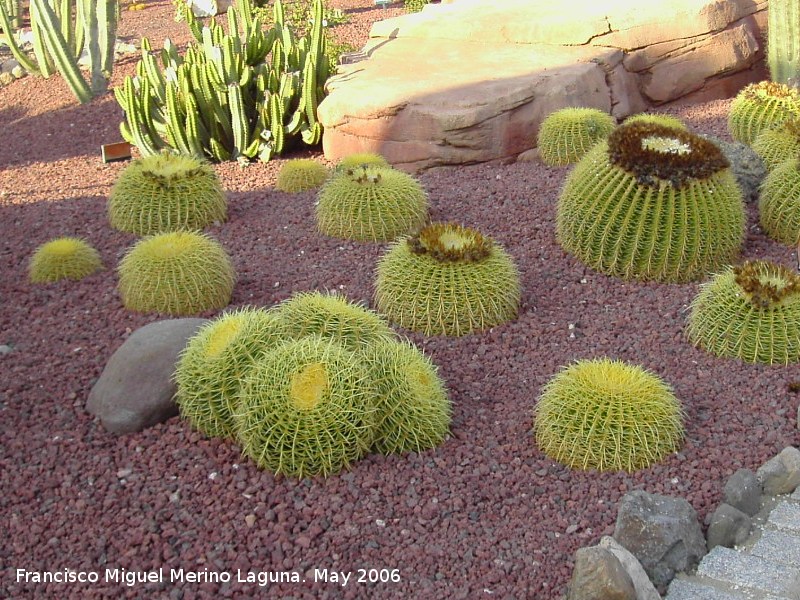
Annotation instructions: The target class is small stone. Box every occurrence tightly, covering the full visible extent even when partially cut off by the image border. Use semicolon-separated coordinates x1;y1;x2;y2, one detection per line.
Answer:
706;503;752;550
567;546;636;600
599;536;660;600
245;514;256;528
757;446;800;495
0;344;13;354
516;148;540;163
116;468;133;479
723;468;761;516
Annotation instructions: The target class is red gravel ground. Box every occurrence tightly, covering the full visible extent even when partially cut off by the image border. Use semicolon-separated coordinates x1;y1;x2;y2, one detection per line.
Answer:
2;2;799;599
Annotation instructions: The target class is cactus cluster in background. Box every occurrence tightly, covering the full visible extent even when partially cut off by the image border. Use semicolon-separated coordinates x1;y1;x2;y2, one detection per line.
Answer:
316;165;429;242
728;81;800;145
557;122;745;282
536;107;616;167
759;156;800;245
28;237;103;283
533;358;685;472
767;0;800;88
115;0;331;162
174;291;451;477
686;260;800;364
0;0;118;103
375;222;521;336
109;151;227;235
275;158;329;193
118;231;236;315
752;119;800;172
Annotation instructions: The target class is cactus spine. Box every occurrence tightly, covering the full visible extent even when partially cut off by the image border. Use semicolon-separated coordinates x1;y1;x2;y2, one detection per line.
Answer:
0;0;118;103
768;0;800;88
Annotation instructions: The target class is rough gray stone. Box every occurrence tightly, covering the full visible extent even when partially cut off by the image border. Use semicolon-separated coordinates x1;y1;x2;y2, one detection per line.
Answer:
599;536;661;600
567;546;637;600
723;468;762;516
707;503;752;550
613;490;707;590
757;447;800;495
86;318;207;434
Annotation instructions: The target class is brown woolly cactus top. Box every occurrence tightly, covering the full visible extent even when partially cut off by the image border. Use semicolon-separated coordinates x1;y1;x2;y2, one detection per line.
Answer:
342;165;384;185
734;260;800;308
607;122;729;188
408;222;493;263
742;81;800;101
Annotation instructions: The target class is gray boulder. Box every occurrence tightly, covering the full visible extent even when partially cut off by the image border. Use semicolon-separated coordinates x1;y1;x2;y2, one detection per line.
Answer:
757;446;800;496
87;318;207;434
706;503;752;550
723;468;762;516
613;490;707;591
567;546;636;600
599;536;661;600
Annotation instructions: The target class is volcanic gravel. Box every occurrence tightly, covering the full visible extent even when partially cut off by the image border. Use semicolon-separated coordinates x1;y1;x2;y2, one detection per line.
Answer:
2;2;800;599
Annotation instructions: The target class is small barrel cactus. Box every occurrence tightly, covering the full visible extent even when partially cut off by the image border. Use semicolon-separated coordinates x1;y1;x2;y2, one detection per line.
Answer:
364;338;450;455
759;156;800;245
316;165;429;242
174;307;284;439
235;336;377;478
274;290;397;351
624;113;687;130
375;222;521;336
108;152;227;235
556;122;745;282
533;358;685;472
28;237;103;283
118;231;236;315
336;152;390;172
728;81;800;145
686;260;800;364
536;107;616;167
275;159;329;193
752;119;800;172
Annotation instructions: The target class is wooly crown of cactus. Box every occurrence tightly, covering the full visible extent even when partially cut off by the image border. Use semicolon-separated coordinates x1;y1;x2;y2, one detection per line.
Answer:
374;222;521;336
108;152;227;235
28;237;103;284
365;338;451;455
623;113;687;130
536;107;617;166
728;81;800;145
174;307;283;438
752;119;800;172
686;260;800;364
336;152;390;172
759;156;800;245
275;159;329;193
556;122;745;282
118;231;235;315
316;165;429;242
235;335;377;478
273;290;397;351
533;358;685;472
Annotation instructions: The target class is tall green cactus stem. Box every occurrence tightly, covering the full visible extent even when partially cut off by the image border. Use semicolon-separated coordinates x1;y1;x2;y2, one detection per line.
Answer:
115;0;331;162
768;0;800;88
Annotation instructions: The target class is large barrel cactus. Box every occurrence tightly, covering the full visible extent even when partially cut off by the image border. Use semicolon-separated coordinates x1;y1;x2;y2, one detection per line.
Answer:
533;358;685;472
728;81;800;145
235;335;377;477
375;222;521;336
536;107;616;166
556;122;745;282
759;156;800;245
316;165;429;242
686;260;800;364
109;152;227;235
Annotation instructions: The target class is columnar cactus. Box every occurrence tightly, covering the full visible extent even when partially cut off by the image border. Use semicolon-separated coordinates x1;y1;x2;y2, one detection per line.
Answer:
759;156;800;245
533;358;685;472
767;0;800;88
728;81;800;145
375;222;521;336
28;237;103;283
536;107;616;166
556;122;745;282
316;165;429;242
118;231;236;315
109;152;227;235
686;260;800;364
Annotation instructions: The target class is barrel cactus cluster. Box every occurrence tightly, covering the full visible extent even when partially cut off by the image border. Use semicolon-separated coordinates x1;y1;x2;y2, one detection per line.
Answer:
174;291;451;477
375;222;521;336
556;121;745;282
